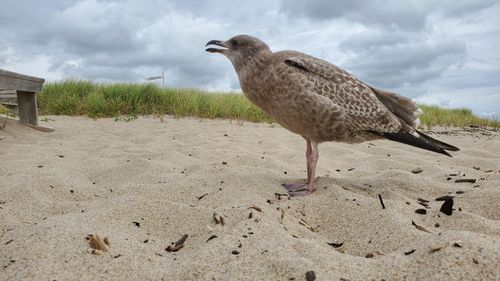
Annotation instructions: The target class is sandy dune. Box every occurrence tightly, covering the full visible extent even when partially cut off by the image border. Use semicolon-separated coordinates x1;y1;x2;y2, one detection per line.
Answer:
1;116;499;280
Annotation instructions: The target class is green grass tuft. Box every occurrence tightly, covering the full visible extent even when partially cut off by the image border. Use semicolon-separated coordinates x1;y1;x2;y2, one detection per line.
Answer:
0;104;7;115
418;104;499;129
38;79;272;122
37;79;498;128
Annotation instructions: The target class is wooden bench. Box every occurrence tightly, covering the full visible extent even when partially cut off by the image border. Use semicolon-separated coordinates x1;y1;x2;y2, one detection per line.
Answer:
0;69;54;132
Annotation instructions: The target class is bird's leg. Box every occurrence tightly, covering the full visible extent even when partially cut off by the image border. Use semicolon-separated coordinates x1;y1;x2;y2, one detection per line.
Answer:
282;139;318;196
305;139;312;183
306;141;319;192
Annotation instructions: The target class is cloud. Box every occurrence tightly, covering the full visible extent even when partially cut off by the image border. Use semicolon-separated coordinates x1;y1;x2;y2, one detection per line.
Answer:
280;0;498;30
0;0;499;115
339;29;466;91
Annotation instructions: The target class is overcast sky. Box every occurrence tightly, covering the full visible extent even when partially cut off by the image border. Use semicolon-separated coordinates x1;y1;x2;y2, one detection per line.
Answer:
1;0;499;117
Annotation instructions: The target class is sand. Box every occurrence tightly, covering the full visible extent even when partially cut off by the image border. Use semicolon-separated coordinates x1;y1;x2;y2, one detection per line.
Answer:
1;115;499;281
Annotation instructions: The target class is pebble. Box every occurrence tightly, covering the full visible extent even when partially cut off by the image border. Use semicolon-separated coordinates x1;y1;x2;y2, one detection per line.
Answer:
411;168;423;174
430;244;444;252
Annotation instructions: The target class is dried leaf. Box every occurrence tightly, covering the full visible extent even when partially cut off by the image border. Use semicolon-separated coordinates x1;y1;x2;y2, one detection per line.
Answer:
166;234;188;252
213;213;224;226
412;220;431;233
87;234;108;252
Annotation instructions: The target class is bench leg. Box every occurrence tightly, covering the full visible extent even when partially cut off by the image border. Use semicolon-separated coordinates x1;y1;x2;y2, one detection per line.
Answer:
17;90;38;126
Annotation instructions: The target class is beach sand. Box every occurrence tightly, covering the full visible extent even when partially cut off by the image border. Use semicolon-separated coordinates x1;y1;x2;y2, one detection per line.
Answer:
1;116;499;280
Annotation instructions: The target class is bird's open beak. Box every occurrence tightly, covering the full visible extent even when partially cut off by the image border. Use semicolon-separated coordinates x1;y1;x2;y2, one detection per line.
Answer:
205;40;228;53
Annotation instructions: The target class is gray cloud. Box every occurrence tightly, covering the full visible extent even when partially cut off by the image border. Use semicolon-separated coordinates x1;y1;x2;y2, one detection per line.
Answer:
339;29;466;91
0;0;499;116
280;0;498;30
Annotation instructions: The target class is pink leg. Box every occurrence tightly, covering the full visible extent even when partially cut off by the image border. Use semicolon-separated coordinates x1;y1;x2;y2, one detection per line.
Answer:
305;139;312;182
283;139;319;196
307;141;319;191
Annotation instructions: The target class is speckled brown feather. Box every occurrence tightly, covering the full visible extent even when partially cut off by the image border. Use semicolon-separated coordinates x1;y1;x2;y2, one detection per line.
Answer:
238;50;410;143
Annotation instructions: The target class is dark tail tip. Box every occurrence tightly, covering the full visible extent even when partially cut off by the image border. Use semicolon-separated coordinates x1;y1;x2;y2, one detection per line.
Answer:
373;128;459;157
416;130;460;151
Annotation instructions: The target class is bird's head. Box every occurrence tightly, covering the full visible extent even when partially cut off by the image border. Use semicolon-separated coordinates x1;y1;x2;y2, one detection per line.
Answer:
206;35;271;72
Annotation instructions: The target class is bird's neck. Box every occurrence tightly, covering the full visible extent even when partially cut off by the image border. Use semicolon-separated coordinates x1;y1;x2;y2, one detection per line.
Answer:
233;50;272;81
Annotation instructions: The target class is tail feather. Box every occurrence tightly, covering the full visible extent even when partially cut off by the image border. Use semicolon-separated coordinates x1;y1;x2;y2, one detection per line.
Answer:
373;127;460;157
415;130;460;151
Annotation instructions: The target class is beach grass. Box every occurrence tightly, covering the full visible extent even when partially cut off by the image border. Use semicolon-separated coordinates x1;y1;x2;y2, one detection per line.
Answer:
36;79;498;128
38;80;271;123
417;104;499;129
0;104;7;115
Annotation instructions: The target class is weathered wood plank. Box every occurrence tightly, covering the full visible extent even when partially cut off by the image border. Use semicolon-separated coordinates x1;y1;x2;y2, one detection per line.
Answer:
0;89;17;96
0;91;17;105
0;69;45;92
17;91;38;125
0;115;54;132
19;122;55;132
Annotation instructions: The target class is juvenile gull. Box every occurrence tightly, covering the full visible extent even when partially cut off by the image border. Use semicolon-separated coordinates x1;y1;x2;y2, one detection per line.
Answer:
206;35;459;196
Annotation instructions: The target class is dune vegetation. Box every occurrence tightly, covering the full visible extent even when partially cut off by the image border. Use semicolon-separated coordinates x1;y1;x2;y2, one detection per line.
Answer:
37;80;270;123
34;79;498;128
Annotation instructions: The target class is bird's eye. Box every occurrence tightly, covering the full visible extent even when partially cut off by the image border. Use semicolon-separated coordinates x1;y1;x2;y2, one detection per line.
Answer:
231;39;238;46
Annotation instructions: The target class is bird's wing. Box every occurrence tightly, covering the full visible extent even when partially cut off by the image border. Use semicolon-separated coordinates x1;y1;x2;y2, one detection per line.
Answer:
284;54;402;133
368;86;422;128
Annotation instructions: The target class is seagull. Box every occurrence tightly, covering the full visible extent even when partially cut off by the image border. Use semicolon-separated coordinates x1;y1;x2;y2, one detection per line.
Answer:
206;35;459;196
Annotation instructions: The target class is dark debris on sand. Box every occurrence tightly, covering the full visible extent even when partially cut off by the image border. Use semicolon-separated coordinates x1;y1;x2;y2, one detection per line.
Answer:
305;270;316;281
440;198;454;216
415;209;427;215
166;234;188;252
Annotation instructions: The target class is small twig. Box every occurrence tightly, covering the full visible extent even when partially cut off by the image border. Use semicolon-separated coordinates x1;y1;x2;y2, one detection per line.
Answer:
299;219;315;232
197;193;208;200
412;220;431;233
378;194;386;209
248;205;262;212
206;235;217;242
455;179;476;183
278;207;285;224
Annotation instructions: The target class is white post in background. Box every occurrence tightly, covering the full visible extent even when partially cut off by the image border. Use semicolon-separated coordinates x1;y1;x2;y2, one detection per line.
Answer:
145;72;165;88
